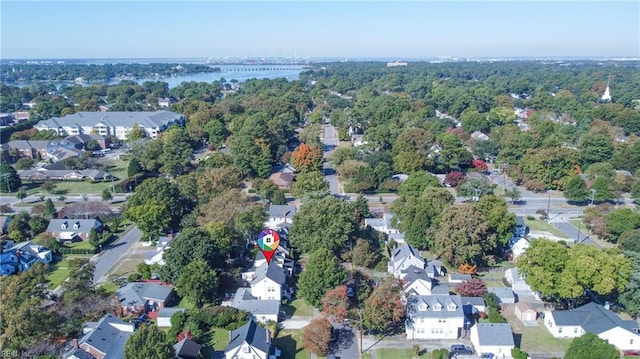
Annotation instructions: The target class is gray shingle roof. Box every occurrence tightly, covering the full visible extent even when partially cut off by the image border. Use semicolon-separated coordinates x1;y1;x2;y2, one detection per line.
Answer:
231;288;280;316
116;282;174;307
474;323;514;346
488;287;515;301
47;218;102;233
173;338;201;359
553;302;640;334
267;204;296;219
225;318;272;354
407;294;464;319
39;110;183;129
157;307;186;318
251;261;286;286
392;242;424;267
78;314;134;359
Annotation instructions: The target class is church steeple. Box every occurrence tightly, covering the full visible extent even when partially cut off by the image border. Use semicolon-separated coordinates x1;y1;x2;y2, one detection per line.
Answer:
601;75;612;102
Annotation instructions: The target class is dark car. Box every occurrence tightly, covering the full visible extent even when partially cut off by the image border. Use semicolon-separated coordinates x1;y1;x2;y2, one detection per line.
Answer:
450;344;474;356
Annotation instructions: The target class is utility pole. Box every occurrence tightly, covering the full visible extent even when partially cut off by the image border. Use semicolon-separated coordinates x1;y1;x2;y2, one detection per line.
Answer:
576;220;582;244
546;190;551;222
590;189;596;206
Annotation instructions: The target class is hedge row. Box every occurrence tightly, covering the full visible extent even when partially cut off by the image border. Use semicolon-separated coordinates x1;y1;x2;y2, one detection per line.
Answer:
59;247;97;255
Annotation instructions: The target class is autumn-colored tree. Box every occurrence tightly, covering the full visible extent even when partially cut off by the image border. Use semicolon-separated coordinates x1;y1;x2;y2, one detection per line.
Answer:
302;318;332;357
321;285;350;322
291;143;323;173
455;278;488;297
471;159;488;172
457;264;478;275
445;171;465;187
362;276;405;334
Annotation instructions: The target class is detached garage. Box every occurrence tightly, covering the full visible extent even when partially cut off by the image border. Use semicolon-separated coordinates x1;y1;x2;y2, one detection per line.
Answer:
156;307;186;327
515;301;537;323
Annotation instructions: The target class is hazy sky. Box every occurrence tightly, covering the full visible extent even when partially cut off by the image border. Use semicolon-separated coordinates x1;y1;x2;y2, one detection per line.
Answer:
1;1;639;59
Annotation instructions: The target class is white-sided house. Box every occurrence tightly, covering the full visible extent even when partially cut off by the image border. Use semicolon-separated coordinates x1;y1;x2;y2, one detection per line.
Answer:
144;235;175;266
510;237;530;259
0;240;52;276
227;287;280;324
35;110;185;140
399;265;435;296
156;307;186;327
46;218;103;242
264;205;297;230
249;262;286;301
225;318;280;359
405;294;464;340
388;242;424;278
543;302;640;351
504;268;532;292
470;323;515;358
488;287;516;304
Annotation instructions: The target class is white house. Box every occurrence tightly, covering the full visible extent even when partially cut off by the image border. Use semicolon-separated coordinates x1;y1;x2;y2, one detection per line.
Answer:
398;265;435;296
249;262;286;301
225;318;279;359
388;242;425;278
144;235;175;266
46;218;103;242
227;288;280;324
35;110;185;140
405;294;465;340
504;268;533;292
488;287;516;304
264;205;296;230
543;302;640;351
510;237;530;260
470;323;515;358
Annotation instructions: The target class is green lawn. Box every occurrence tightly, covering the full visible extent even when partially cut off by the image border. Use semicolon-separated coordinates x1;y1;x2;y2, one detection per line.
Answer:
67;240;95;250
275;329;311;359
177;297;196;311
375;348;427;359
524;218;568;238
99;281;118;294
47;258;70;289
282;298;314;317
519;324;571;353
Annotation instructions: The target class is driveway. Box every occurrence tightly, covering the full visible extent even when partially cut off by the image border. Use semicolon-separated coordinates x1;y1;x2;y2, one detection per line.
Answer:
93;225;142;284
331;322;359;359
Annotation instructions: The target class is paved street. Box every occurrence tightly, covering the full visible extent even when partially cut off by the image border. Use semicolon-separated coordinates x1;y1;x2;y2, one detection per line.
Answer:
93;225;142;284
321;122;340;195
552;221;600;248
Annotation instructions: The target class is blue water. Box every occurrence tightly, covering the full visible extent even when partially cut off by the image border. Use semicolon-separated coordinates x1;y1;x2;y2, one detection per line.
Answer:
5;65;304;89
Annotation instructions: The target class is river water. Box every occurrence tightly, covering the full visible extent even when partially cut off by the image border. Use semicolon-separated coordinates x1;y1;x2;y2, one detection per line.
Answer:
5;65;305;89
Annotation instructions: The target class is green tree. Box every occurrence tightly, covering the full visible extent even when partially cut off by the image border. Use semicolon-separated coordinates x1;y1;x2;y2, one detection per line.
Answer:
124;201;171;241
564;175;589;202
127;157;143;177
0;163;22;193
101;188;113;202
564;333;619;359
174;259;219;307
124;324;174;359
605;209;640;243
290;170;329;198
433;204;497;266
619;251;640;317
271;189;287;205
504;187;521;204
289;196;358;253
590;176;614;203
40;181;57;195
16;188;27;202
62;258;96;303
476;195;517;246
126;124;146;142
161;126;193;176
43;198;56;219
126;177;191;230
458;178;495;201
397;171;441;198
298;248;347;308
88;227;100;248
619;230;640;253
578;133;614;167
160;228;224;282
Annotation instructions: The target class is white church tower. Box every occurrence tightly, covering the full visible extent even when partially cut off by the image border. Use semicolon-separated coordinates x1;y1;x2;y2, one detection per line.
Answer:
601;76;612;102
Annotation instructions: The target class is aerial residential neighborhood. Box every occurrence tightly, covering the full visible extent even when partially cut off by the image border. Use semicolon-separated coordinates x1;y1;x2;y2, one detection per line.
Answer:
1;2;640;358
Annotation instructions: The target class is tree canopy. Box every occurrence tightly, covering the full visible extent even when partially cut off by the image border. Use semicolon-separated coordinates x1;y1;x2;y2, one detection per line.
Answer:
298;248;347;308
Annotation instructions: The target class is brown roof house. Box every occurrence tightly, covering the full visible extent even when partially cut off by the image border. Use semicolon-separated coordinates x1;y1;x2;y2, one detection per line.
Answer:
269;172;294;190
115;282;175;317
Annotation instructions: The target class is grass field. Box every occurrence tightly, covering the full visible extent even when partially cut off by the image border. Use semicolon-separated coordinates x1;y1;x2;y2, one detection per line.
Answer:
282;298;314;317
519;324;571;353
275;329;311;359
47;254;92;289
108;252;147;278
524;218;568;238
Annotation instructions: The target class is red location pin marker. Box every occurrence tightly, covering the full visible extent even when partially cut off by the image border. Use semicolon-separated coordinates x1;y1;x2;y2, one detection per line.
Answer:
257;229;280;264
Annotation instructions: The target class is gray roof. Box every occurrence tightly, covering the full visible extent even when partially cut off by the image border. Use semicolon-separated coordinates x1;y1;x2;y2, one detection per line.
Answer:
488;287;515;301
267;204;296;219
64;348;95;359
173;338;201;359
407;294;464;319
251;261;286;286
231;288;280;316
157;307;186;318
462;296;486;307
78;314;134;359
392;242;424;265
552;302;639;334
38;110;183;129
7;140;50;149
449;273;472;281
400;265;433;285
47;218;102;233
474;323;514;346
116;282;174;307
20;169;112;181
225;318;272;354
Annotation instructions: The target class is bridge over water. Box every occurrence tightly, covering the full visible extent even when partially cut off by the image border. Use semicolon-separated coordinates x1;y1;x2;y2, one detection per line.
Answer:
211;65;308;72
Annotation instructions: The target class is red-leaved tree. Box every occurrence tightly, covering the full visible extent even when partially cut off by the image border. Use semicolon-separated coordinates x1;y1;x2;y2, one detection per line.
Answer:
302;318;332;357
471;159;489;172
445;171;465;188
455;278;488;297
321;285;350;322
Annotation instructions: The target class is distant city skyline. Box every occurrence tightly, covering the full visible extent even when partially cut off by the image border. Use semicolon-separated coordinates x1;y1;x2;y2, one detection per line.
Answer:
1;1;639;59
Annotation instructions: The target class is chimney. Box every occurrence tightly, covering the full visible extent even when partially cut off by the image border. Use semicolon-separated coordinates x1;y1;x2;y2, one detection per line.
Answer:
266;328;271;344
72;339;79;349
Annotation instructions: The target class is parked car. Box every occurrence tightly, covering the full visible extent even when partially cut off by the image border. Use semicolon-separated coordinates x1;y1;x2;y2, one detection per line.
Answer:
450;344;474;356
